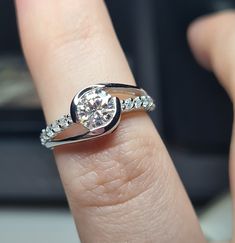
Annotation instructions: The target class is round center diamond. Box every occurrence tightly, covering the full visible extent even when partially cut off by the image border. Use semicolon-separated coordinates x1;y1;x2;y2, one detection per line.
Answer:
76;88;116;130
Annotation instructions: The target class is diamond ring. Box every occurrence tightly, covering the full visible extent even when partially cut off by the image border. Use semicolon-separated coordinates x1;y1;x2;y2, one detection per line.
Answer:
40;83;155;149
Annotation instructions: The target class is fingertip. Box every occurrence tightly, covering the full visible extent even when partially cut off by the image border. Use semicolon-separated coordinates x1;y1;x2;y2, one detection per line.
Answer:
187;16;213;70
15;0;30;10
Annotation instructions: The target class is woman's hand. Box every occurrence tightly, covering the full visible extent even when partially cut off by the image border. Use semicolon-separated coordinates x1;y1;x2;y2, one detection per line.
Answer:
15;1;233;242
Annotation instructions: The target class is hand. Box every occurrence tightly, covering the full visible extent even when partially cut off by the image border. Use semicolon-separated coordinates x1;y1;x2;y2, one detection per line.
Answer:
15;1;233;242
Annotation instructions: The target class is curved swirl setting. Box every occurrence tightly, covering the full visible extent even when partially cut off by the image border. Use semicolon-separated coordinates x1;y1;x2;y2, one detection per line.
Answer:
40;83;155;149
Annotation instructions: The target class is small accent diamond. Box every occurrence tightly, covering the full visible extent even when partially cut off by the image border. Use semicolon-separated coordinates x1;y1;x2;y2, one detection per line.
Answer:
51;123;61;132
147;96;154;110
58;116;69;128
134;97;142;109
125;98;133;110
67;116;73;123
46;127;54;138
40;130;48;144
141;96;149;108
120;100;125;111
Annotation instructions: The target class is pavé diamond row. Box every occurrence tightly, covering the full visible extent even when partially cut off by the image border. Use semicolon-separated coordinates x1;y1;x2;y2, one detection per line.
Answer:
121;95;154;112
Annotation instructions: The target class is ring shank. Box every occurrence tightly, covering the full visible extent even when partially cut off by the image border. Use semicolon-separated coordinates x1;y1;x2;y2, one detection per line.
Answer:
40;83;155;149
103;83;147;97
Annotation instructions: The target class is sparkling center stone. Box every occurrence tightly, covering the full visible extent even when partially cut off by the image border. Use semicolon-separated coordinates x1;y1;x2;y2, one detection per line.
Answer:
76;88;116;130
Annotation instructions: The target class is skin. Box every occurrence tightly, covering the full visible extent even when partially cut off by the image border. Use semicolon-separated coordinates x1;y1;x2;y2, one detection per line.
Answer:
14;1;235;242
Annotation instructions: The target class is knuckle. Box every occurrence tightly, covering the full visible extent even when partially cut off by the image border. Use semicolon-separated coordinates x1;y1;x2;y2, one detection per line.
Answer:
54;17;99;48
40;2;112;75
61;118;165;208
47;2;108;54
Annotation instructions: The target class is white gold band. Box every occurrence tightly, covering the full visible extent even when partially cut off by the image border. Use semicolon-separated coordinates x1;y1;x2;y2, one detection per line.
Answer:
40;83;155;149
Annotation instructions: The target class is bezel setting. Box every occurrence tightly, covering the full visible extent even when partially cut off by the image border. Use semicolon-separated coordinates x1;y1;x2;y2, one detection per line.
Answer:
70;85;121;139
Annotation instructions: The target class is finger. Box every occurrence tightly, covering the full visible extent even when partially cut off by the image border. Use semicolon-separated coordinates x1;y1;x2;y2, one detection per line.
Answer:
188;11;235;101
16;1;205;242
188;10;235;241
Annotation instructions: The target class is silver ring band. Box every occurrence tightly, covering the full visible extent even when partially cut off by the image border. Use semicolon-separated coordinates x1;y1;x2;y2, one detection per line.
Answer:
40;83;155;149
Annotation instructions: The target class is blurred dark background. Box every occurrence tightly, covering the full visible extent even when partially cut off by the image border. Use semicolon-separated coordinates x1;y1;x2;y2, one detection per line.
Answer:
0;0;234;207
